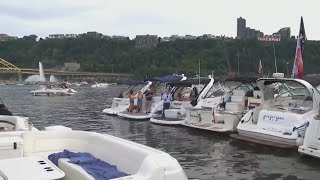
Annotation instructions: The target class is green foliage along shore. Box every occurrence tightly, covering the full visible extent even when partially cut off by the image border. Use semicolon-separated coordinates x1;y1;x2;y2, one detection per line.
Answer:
0;36;319;79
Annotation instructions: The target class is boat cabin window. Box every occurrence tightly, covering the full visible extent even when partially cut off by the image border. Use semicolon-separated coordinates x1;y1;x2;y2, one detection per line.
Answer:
264;81;313;114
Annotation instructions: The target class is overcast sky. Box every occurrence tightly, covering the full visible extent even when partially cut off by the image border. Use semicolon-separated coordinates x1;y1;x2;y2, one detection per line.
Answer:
0;0;318;39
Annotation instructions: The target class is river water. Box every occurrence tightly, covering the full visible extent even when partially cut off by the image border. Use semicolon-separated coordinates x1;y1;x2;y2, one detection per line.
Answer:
2;85;320;180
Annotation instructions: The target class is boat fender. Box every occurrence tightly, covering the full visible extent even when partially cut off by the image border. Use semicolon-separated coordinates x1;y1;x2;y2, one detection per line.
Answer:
296;137;304;146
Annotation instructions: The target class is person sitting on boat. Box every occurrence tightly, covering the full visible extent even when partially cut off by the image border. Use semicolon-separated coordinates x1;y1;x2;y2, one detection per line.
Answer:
137;91;143;113
161;89;172;116
145;89;153;113
128;90;134;113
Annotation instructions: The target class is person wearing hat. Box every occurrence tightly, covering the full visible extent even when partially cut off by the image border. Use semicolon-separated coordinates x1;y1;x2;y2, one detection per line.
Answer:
145;88;153;113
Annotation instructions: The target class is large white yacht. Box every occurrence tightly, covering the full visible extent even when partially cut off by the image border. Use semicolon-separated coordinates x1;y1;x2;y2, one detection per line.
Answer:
234;76;317;148
150;77;214;125
102;80;152;115
0;118;187;180
182;77;260;132
117;75;187;120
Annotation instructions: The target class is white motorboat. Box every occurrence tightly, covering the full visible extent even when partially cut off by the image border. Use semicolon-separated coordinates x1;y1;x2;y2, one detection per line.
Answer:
30;85;75;96
102;80;152;115
150;77;214;125
117;75;187;120
0;124;187;180
297;75;320;158
91;82;109;88
233;76;317;148
182;77;260;132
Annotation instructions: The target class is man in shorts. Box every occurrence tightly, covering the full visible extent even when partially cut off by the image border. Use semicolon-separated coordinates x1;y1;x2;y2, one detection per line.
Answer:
145;89;153;113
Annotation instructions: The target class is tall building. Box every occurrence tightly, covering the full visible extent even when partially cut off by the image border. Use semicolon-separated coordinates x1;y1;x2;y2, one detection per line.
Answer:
237;17;246;39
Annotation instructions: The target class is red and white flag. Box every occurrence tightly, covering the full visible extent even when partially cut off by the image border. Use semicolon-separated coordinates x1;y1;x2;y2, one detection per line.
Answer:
292;17;306;79
258;60;263;74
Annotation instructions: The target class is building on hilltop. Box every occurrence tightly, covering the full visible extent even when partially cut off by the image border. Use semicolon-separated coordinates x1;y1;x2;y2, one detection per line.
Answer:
135;34;159;48
273;27;291;39
48;34;65;39
237;17;246;39
110;35;129;40
237;17;264;39
64;62;80;71
86;31;103;38
0;34;18;41
65;34;77;38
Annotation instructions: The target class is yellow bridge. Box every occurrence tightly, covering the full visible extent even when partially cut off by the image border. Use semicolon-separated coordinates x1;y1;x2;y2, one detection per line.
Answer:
0;58;133;81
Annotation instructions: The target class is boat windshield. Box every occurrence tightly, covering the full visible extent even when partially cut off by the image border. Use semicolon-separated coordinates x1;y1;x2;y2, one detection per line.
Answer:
223;81;255;93
205;82;225;98
263;81;313;114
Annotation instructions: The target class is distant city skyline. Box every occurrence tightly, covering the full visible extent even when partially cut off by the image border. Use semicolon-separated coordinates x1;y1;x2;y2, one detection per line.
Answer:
0;0;318;39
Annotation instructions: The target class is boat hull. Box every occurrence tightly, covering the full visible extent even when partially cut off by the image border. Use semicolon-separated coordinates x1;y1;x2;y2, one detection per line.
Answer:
299;146;320;158
234;129;297;148
150;117;185;125
117;111;152;120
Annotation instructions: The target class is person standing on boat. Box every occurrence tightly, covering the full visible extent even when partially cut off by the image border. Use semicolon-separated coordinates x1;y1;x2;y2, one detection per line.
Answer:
145;89;153;113
137;91;143;113
128;90;134;113
161;89;172;116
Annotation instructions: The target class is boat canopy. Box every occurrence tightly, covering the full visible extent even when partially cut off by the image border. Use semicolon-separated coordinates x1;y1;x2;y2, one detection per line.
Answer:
166;78;212;87
149;75;183;83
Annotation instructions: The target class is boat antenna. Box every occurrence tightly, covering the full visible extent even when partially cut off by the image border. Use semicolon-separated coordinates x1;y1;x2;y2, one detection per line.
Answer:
273;43;278;73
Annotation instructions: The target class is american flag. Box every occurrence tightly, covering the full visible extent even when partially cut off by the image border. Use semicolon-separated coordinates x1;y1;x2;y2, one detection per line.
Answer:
291;17;306;79
258;60;263;74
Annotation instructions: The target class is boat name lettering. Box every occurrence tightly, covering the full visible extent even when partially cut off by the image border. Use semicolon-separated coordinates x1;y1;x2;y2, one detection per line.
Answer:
262;115;284;122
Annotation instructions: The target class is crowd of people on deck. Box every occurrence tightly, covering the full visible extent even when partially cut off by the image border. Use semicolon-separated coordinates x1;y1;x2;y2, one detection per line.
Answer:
127;85;199;114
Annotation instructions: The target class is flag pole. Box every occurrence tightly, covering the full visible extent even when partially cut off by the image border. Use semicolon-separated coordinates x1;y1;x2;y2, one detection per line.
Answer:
273;43;278;73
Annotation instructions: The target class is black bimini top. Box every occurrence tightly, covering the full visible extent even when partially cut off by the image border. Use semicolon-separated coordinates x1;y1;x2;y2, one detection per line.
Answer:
167;78;213;87
303;74;320;88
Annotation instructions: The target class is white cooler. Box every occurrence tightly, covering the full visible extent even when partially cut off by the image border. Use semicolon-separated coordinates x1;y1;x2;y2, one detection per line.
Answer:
0;136;23;159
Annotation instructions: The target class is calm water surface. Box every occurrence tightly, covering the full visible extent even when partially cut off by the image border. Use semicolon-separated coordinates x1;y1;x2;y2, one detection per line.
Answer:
1;85;320;180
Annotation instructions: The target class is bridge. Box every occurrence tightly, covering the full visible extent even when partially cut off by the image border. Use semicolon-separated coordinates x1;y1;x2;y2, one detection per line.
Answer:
0;58;133;81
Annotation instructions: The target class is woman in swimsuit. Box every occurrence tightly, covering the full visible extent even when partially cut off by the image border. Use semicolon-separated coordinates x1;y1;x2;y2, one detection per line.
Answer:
128;90;134;113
